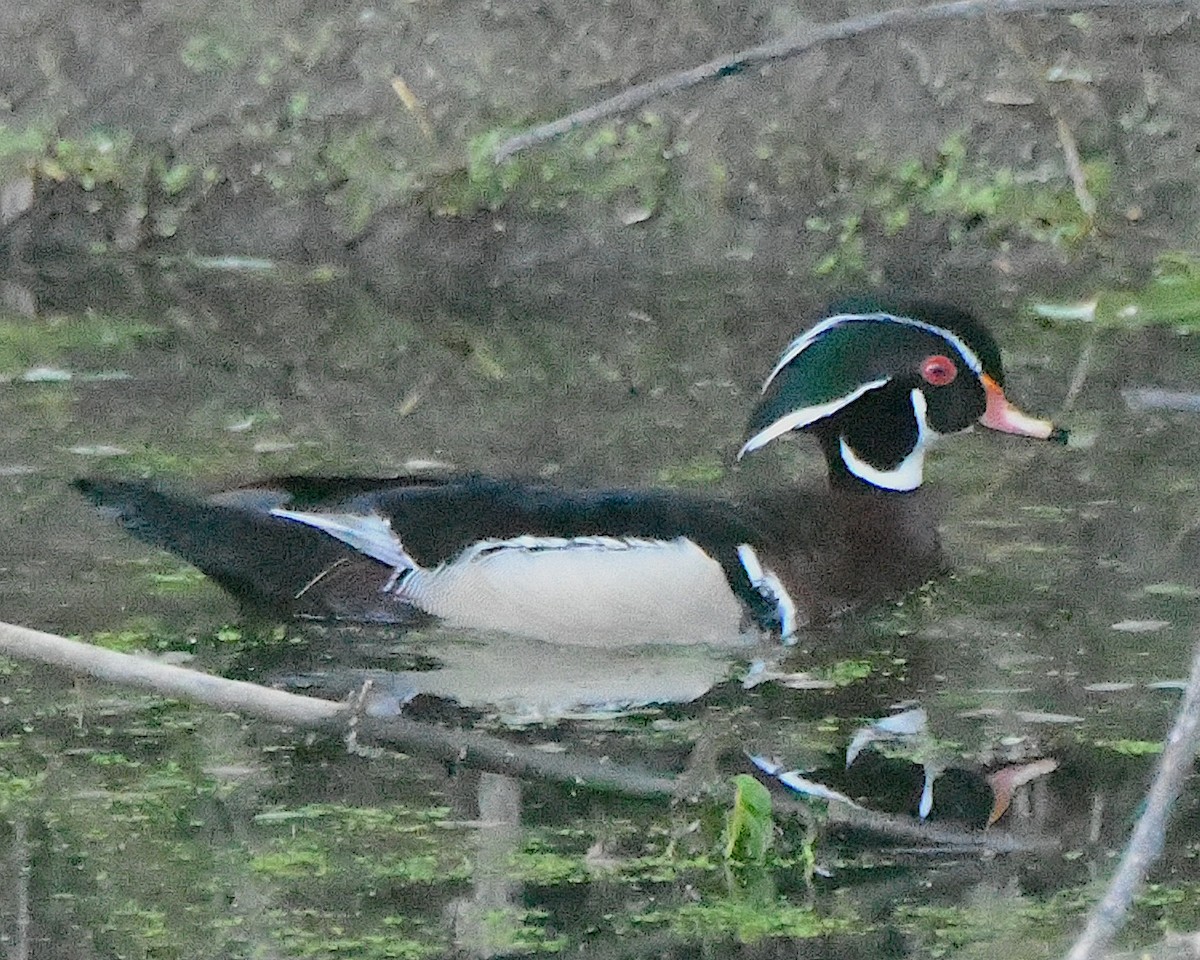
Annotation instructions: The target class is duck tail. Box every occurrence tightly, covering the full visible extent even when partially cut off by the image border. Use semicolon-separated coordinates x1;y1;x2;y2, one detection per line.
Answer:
73;478;414;623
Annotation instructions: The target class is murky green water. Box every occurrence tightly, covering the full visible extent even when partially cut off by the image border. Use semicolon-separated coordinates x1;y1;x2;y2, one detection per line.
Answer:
3;261;1200;958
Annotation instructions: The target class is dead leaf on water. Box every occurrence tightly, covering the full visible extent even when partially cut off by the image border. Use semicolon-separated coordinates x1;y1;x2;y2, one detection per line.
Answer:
1143;582;1200;600
984;87;1037;105
1110;619;1171;633
391;77;434;140
23;366;73;381
253;440;298;454
68;444;130;457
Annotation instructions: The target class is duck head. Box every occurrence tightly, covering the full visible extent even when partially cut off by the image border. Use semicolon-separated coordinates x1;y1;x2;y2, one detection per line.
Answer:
739;300;1067;491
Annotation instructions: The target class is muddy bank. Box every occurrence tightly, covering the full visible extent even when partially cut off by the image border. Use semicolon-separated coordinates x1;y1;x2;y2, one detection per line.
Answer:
1;1;1198;312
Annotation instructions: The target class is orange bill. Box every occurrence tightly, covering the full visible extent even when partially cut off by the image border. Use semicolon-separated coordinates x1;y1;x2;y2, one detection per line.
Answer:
979;374;1068;444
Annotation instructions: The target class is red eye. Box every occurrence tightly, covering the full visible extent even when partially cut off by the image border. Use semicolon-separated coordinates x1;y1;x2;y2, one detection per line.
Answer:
920;354;957;387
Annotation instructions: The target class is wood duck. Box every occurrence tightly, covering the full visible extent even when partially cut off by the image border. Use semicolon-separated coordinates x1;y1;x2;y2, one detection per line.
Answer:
76;299;1066;647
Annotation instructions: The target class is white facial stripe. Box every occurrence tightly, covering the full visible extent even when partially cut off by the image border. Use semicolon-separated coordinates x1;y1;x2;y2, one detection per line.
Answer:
838;388;930;492
761;311;984;394
738;376;891;458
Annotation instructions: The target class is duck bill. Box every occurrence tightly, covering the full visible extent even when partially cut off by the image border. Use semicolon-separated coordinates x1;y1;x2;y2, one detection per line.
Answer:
979;374;1066;442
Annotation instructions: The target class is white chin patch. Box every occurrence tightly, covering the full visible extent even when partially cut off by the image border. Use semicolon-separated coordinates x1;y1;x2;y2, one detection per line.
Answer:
840;388;930;492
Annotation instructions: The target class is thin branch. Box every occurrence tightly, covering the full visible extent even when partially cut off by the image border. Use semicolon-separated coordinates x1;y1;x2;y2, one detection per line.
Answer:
11;817;30;960
777;793;1061;854
988;16;1098;221
1061;332;1097;413
1064;635;1200;960
493;0;1194;163
0;619;345;727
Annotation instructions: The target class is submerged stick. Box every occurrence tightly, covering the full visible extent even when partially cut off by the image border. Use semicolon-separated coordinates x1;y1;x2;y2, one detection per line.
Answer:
493;0;1192;162
0;619;671;795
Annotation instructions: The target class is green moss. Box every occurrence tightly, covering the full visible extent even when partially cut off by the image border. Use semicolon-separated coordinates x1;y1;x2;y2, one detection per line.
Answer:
148;565;210;595
509;849;591;886
480;908;568;955
85;440;285;478
795;132;1108;278
323;124;419;235
88;752;141;768
818;659;874;687
0;768;44;816
1092;738;1163;756
656;456;725;486
101;901;171;945
433;115;672;218
0;123;148;194
251;846;331;878
271;913;442;960
0;314;163;375
638;898;855;942
87;622;192;654
154;159;197;196
619;852;717;884
254;802;451;831
863;133;1104;247
363;854;469;884
1133;882;1200;932
0;123;50;178
808;214;868;282
1068;251;1200;329
898;892;1085;959
250;803;471;889
49;130;140;190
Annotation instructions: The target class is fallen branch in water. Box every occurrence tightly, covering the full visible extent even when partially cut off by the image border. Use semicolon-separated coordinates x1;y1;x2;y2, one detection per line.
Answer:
0;619;674;795
493;0;1192;162
0;618;345;726
0;618;1056;851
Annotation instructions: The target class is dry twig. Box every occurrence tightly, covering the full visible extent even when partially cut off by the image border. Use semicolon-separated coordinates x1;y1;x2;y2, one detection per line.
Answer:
493;0;1193;163
1064;636;1200;960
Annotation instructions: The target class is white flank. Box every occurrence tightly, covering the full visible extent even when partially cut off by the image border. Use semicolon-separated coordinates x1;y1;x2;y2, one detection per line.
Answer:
737;377;891;458
271;508;414;570
838;388;930;491
392;535;750;647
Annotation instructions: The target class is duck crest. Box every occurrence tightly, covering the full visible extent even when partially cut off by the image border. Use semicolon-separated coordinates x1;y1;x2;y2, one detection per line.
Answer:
741;302;1062;492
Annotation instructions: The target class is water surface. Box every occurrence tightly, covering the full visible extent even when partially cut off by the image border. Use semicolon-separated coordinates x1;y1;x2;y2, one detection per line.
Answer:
2;262;1199;957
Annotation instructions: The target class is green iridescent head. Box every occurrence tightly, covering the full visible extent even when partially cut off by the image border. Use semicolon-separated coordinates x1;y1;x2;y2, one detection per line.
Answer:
740;299;1066;491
